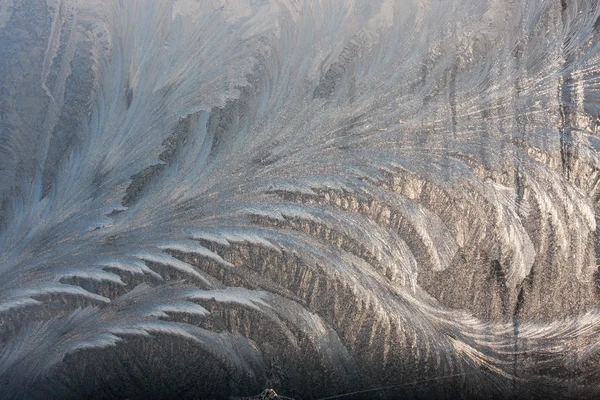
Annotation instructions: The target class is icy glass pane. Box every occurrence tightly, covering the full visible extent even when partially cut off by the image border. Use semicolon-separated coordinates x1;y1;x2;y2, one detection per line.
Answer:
1;1;600;399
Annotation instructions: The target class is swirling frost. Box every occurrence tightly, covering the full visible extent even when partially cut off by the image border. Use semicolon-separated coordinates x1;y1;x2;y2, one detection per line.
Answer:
2;0;600;398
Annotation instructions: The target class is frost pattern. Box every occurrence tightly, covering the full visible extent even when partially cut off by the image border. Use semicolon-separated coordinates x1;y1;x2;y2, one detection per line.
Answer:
2;0;600;398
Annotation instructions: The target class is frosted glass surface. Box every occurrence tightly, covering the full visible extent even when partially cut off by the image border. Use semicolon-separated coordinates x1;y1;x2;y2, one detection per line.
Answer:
1;1;600;399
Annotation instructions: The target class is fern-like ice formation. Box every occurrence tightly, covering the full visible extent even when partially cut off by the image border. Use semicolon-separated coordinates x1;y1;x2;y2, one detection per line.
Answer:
2;0;600;398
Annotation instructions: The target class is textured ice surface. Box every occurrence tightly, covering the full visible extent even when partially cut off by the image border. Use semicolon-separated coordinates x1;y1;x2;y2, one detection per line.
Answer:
2;0;600;398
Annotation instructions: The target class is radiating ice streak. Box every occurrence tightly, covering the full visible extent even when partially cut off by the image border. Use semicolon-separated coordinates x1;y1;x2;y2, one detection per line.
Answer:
0;283;109;314
157;239;235;267
132;250;214;286
100;258;163;280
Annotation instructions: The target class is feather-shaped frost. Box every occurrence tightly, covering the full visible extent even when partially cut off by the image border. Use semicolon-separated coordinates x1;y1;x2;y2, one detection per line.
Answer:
2;0;600;399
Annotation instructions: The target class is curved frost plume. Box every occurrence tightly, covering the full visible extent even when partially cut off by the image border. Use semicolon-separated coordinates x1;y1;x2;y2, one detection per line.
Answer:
2;0;600;399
